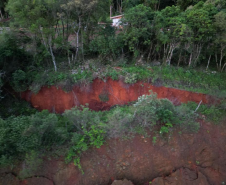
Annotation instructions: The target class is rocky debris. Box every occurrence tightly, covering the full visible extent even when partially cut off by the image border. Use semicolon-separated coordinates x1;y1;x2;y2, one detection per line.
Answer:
151;168;209;185
112;179;133;185
19;176;54;185
116;161;131;171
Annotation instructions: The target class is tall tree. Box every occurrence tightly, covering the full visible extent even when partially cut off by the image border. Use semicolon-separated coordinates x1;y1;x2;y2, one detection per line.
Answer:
155;6;192;65
7;0;59;71
122;4;155;57
213;11;226;72
59;0;99;63
0;0;8;19
184;1;217;67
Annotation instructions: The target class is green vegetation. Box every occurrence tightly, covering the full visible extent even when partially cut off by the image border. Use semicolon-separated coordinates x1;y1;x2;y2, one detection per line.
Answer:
5;65;226;99
1;0;226;177
150;66;226;97
185;101;225;123
1;92;223;174
0;0;226;99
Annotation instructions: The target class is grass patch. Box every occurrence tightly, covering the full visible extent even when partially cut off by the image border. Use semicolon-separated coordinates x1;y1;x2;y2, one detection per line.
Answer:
11;64;226;99
150;66;226;98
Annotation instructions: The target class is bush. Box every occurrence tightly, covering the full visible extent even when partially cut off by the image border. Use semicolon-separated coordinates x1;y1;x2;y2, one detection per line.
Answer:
0;94;210;170
63;107;102;132
64;107;105;173
66;124;105;164
106;107;134;138
133;93;161;127
28;110;68;147
0;110;68;166
89;26;123;60
11;70;28;92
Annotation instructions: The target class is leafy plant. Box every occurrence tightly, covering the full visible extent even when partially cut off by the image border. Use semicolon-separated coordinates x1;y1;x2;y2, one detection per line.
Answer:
152;136;157;144
66;124;105;173
125;73;137;84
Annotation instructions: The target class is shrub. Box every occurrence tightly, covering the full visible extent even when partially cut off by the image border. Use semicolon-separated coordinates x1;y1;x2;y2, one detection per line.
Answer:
63;107;102;132
11;70;29;92
106;107;134;138
65;122;105;173
0;99;37;118
0;110;68;166
133;93;161;127
28;110;68;147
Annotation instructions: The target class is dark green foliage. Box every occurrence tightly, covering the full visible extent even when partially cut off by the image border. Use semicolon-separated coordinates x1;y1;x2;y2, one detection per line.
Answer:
133;93;162;127
0;99;37;118
0;74;3;99
0;32;31;75
11;70;30;92
122;4;155;56
65;124;105;171
0;110;67;167
63;107;105;172
0;32;32;94
176;0;200;10
89;26;123;60
105;92;200;137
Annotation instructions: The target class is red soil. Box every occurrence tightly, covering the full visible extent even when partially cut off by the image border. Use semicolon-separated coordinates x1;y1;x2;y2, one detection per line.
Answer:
1;121;226;185
21;78;218;113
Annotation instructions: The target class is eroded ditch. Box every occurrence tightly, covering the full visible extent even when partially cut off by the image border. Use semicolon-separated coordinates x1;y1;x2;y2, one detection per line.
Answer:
21;78;219;113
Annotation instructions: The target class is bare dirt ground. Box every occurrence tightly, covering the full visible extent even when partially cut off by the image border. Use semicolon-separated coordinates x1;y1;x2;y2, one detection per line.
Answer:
21;78;219;113
1;119;226;185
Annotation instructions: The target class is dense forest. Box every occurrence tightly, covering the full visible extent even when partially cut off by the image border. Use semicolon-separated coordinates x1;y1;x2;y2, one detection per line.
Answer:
0;0;226;89
0;0;226;180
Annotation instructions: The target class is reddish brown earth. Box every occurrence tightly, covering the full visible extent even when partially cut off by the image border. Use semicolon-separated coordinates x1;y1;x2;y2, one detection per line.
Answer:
1;120;226;185
21;78;219;113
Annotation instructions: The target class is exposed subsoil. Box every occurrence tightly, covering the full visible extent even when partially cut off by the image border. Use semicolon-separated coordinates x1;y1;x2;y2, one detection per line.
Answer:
2;78;224;185
1;120;226;185
21;78;219;113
